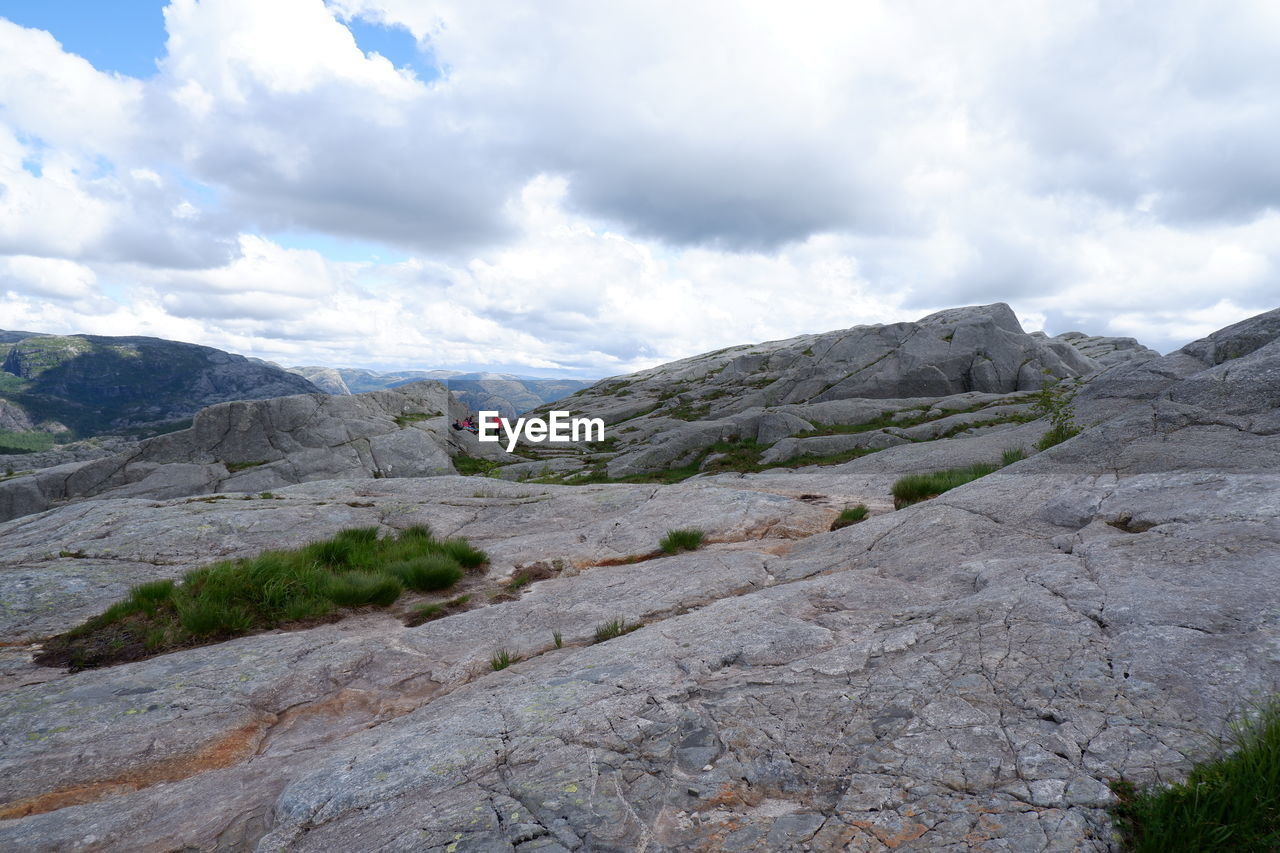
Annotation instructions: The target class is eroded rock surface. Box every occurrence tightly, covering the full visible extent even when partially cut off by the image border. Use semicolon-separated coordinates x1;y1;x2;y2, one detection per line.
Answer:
0;310;1276;852
519;304;1159;479
0;382;518;523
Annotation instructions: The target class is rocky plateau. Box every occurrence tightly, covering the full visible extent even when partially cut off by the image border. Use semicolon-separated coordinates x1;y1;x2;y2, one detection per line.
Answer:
0;304;1276;852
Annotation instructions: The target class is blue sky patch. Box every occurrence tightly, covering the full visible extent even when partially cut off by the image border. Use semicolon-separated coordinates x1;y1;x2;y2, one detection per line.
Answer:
0;0;168;78
343;14;439;81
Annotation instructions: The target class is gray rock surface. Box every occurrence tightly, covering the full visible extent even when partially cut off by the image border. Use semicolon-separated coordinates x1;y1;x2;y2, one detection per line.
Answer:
0;436;138;475
539;304;1154;478
0;382;514;523
0;308;1276;852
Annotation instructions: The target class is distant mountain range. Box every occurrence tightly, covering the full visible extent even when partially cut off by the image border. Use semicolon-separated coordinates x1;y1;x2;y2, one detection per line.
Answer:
0;330;319;451
0;329;595;453
285;366;594;418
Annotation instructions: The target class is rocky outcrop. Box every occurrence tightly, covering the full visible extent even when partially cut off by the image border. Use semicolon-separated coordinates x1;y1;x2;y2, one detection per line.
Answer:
0;382;517;522
0;309;1275;851
525;304;1158;479
0;436;138;475
0;331;321;438
286;366;350;395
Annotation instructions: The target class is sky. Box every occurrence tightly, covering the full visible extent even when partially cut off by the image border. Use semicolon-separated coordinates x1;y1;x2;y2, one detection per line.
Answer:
0;1;1277;378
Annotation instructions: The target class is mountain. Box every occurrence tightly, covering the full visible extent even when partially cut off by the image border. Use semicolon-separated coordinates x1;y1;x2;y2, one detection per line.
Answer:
287;365;594;416
0;306;1277;851
0;330;320;445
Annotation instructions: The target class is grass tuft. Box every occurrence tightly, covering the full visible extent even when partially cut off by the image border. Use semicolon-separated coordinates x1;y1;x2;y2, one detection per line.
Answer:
385;555;464;591
490;648;518;671
1110;697;1280;851
1001;447;1028;466
659;528;705;554
594;617;642;643
891;463;1000;508
831;504;869;531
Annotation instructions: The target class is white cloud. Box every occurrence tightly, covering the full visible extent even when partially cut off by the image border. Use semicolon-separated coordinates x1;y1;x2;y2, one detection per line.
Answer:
0;0;1277;372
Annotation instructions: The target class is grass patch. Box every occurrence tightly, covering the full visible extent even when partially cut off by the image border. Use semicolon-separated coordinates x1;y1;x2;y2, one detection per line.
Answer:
224;460;266;473
594;617;642;644
831;504;869;531
405;594;471;627
453;455;500;476
660;528;705;554
393;411;437;428
38;526;487;670
490;648;518;670
1001;447;1028;466
1110;697;1280;851
891;462;1000;508
664;401;712;421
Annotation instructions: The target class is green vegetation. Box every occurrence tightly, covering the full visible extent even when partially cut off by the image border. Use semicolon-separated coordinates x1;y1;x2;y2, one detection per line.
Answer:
664;400;712;421
1001;447;1028;466
1033;375;1081;450
831;504;869;531
0;430;55;454
490;648;518;670
393;411;437;428
37;525;486;670
405;594;471;626
224;460;266;473
892;462;1001;508
795;410;911;438
698;438;767;474
660;528;705;554
552;629;563;648
594;617;642;643
1111;697;1280;851
453;455;500;476
780;445;880;468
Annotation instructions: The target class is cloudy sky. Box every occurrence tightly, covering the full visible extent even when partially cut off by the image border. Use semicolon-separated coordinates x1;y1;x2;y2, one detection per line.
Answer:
1;0;1277;377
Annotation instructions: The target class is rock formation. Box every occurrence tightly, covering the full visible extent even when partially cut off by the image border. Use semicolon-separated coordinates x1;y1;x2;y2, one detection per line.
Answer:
0;307;1275;852
514;304;1159;479
0;382;515;523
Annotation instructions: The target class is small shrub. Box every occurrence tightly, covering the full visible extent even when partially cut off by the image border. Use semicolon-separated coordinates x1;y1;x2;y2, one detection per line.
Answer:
1032;375;1081;450
831;504;869;531
490;648;518;670
553;630;563;649
660;528;705;554
594;617;641;643
1110;697;1280;851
